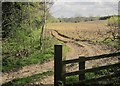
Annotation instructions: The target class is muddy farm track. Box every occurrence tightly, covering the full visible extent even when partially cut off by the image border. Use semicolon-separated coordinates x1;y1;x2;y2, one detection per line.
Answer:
2;30;118;84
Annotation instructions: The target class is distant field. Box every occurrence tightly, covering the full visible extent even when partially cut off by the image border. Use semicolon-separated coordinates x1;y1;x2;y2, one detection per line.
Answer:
46;20;110;43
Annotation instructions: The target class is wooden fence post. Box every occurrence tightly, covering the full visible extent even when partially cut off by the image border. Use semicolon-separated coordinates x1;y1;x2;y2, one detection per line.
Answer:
54;45;62;86
79;57;85;81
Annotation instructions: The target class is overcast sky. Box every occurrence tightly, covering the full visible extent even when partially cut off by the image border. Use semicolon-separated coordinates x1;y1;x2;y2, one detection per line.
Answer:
50;0;119;18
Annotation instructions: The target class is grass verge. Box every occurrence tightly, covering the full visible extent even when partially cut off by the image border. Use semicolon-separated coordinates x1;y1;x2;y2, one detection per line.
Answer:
2;71;53;86
2;28;70;72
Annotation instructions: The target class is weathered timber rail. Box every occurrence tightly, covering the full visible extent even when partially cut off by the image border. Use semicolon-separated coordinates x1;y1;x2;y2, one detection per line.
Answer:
54;45;120;86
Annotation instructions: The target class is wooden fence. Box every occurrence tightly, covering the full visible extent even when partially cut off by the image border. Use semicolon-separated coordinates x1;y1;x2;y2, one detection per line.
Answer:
54;45;120;86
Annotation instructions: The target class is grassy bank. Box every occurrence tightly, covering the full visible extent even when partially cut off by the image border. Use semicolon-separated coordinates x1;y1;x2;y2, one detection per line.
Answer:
2;27;69;72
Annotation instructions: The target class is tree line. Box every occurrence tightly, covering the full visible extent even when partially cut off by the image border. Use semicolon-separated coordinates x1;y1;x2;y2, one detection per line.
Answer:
53;15;118;23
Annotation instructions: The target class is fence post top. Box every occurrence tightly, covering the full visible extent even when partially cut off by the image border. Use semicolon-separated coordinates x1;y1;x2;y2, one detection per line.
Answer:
54;44;62;46
55;44;62;45
79;56;85;58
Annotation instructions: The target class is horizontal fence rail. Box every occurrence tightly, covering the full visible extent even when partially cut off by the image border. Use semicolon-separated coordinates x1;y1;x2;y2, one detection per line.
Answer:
65;62;120;77
66;70;120;86
54;45;120;86
63;52;120;64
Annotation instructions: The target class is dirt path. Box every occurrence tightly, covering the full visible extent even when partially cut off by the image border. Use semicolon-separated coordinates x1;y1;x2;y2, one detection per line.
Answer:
1;31;86;84
37;30;118;84
51;30;110;57
2;30;118;85
1;61;54;84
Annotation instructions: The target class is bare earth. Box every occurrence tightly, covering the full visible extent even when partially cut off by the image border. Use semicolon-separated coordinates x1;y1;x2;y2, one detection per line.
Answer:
2;29;118;84
35;30;118;84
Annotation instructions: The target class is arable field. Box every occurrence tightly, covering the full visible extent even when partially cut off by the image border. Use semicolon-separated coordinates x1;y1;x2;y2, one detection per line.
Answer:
2;20;119;85
44;20;119;85
2;2;119;86
46;20;110;43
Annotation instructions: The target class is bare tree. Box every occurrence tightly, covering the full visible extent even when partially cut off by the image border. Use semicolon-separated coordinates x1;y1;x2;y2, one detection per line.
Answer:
39;0;54;50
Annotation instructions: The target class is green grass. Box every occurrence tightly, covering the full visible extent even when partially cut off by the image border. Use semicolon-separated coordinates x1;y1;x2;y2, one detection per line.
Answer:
2;28;51;72
66;75;79;84
2;27;70;72
66;67;120;85
2;44;54;72
102;39;120;48
2;71;53;86
63;44;70;58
